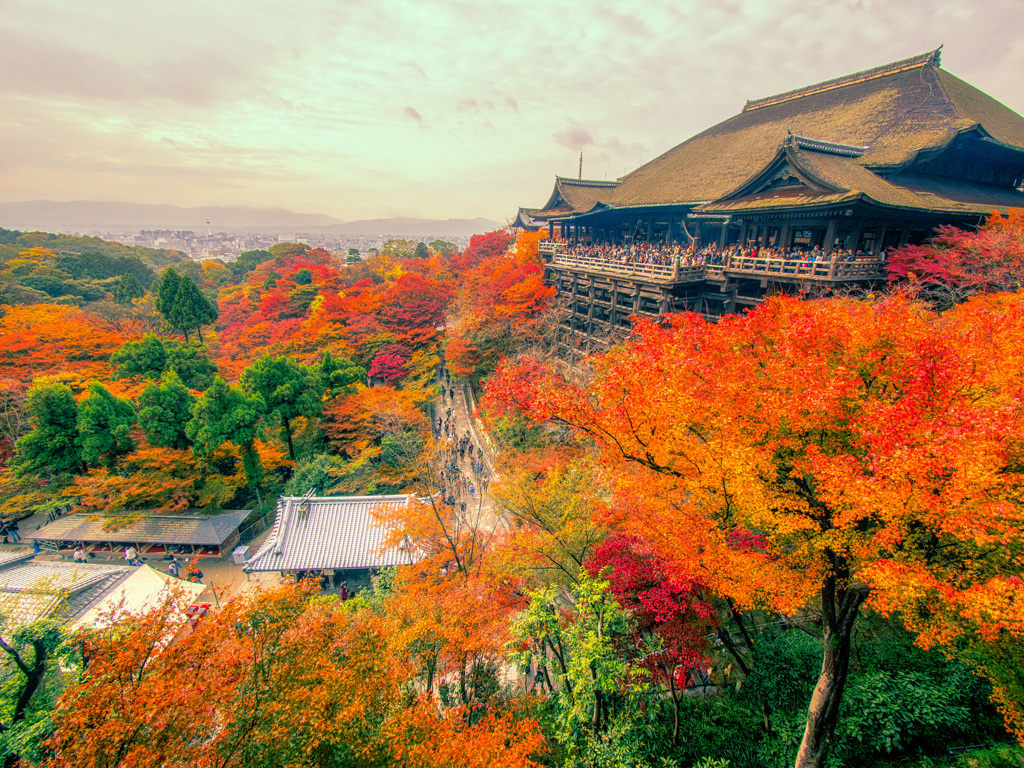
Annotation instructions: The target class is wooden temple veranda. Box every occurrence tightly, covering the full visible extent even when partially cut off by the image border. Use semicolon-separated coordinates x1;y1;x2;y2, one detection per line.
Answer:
513;48;1024;349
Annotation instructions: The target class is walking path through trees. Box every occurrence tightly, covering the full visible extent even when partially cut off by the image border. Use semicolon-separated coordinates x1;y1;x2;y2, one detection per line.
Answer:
433;365;501;529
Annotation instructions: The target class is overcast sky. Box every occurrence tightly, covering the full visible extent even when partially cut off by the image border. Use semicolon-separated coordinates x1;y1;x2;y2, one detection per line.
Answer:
2;0;1022;222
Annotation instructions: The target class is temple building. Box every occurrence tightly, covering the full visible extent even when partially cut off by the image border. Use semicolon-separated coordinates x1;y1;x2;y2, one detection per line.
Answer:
518;48;1024;344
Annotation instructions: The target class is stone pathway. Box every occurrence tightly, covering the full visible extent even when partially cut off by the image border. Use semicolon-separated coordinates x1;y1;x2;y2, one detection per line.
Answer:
436;369;503;530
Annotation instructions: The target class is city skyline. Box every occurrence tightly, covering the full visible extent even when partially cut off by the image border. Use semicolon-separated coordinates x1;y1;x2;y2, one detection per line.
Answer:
3;0;1023;223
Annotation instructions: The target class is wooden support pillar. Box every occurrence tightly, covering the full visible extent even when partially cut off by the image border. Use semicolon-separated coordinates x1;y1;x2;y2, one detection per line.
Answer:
548;222;554;239
647;219;654;242
609;280;618;328
666;218;674;244
874;224;887;255
898;227;911;247
587;275;595;330
718;221;729;248
848;222;863;251
823;219;838;251
738;221;748;245
779;222;792;249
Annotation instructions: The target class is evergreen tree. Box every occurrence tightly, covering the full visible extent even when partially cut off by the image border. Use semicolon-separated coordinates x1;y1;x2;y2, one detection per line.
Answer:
320;350;365;400
186;378;265;496
112;272;146;305
154;267;181;322
171;276;219;344
138;371;196;449
77;382;136;468
230;248;273;277
165;343;218;390
241;355;324;460
110;334;168;380
110;335;217;390
13;383;81;477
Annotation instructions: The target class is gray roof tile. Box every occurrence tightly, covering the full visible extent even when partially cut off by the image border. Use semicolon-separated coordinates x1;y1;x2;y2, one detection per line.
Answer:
244;495;417;573
0;560;133;627
25;510;251;546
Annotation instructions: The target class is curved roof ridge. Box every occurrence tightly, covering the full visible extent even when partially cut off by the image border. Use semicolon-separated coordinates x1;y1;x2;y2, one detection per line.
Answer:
744;47;943;113
555;176;620;188
788;133;869;157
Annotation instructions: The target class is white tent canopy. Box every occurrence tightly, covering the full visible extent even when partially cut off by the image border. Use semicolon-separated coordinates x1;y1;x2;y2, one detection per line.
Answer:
72;565;206;630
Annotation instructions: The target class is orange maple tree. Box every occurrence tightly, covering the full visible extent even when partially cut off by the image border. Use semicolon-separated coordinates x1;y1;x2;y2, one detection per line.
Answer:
48;581;545;768
488;293;1024;766
0;305;126;387
447;230;554;382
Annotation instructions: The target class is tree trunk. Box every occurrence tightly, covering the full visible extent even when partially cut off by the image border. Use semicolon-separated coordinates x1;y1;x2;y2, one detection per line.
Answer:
794;557;867;768
668;672;681;745
282;415;295;460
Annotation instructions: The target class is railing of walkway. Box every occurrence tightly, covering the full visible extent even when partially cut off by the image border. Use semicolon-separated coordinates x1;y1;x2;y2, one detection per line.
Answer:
545;242;885;283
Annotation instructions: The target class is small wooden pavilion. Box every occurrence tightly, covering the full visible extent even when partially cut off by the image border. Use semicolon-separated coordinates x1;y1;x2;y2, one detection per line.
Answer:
25;509;251;558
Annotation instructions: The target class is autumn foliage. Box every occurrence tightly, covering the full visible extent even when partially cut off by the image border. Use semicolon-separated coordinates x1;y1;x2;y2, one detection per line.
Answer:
48;581;545;768
488;292;1024;761
887;208;1024;305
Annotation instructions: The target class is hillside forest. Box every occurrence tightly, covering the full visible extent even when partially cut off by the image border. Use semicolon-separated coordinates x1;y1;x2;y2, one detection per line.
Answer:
0;213;1022;768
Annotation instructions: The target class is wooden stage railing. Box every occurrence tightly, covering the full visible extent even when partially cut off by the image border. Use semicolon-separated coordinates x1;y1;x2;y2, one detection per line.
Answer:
545;243;885;283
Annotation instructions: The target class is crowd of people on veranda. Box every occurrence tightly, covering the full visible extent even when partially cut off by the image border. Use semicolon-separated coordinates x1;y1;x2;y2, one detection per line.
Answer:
558;240;885;270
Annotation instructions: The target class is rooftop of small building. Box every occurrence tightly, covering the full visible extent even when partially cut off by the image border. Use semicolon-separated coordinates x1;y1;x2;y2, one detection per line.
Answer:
26;509;251;547
244;495;419;573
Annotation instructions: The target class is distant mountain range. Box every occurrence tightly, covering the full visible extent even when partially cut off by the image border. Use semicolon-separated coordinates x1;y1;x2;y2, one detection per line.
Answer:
0;201;503;237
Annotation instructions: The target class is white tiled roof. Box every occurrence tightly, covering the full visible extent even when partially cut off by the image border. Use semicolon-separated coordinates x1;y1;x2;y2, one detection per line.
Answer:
244;495;417;573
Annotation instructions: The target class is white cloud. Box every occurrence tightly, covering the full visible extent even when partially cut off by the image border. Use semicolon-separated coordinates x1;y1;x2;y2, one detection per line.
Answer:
1;0;1022;220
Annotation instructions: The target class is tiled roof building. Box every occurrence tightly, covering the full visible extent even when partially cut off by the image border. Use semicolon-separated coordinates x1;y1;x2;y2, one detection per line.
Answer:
524;48;1024;250
26;509;250;554
525;49;1024;345
244;495;418;574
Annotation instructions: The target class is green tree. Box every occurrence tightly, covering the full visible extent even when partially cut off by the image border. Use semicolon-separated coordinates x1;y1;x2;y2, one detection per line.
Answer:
186;377;265;498
165;343;218;391
110;334;168;380
241;356;324;460
413;242;429;259
0;617;67;768
319;350;365;400
137;371;196;449
380;239;418;258
154;268;218;344
110;336;216;390
346;248;361;265
268;242;310;259
511;576;640;739
13;383;81;477
292;268;312;285
429;240;457;255
153;267;182;324
112;272;146;305
230;249;273;277
170;275;218;344
77;382;136;468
